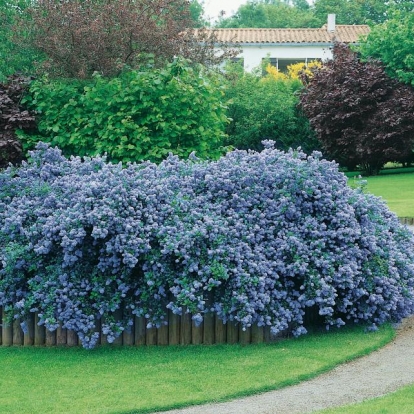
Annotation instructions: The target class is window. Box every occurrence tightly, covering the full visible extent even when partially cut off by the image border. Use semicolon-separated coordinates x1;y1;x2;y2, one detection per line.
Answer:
263;57;321;73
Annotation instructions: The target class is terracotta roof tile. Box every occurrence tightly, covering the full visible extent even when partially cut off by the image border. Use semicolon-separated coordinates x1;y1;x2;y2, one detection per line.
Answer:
199;25;370;44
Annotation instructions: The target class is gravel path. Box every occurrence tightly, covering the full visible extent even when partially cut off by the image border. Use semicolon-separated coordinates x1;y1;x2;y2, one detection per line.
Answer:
161;315;414;414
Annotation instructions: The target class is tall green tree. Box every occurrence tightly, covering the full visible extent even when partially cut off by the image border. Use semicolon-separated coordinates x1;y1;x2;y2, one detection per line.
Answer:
0;0;43;80
313;0;414;25
223;62;319;153
358;8;414;86
293;0;311;10
217;0;319;28
189;0;209;27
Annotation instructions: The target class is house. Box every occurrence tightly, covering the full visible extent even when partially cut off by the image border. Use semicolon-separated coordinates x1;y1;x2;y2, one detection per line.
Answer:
207;15;370;72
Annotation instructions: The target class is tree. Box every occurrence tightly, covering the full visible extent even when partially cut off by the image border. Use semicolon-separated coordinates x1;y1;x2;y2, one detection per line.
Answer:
0;75;36;168
216;0;413;28
189;0;209;27
358;9;414;86
299;43;414;175
20;59;229;163
293;0;311;10
313;0;414;25
217;0;320;28
0;0;43;80
223;62;320;154
15;0;234;79
313;0;388;25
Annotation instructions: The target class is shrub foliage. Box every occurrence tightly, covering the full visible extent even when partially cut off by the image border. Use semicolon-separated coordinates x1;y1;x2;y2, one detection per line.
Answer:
224;63;319;153
20;60;228;163
300;43;414;175
359;8;414;86
14;0;234;79
0;0;43;80
1;142;413;348
0;75;36;168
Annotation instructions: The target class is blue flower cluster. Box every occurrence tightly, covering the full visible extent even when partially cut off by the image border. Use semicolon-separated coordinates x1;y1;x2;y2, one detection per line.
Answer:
1;142;413;348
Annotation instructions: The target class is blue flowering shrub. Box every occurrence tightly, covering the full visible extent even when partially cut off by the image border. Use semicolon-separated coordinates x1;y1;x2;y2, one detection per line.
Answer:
1;142;413;348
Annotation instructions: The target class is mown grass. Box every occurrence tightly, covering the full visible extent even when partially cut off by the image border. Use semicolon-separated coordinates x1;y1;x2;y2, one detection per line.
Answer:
0;324;394;414
347;172;414;218
319;383;414;414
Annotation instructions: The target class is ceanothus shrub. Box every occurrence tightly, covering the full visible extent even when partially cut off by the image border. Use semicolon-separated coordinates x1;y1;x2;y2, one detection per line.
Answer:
1;142;413;348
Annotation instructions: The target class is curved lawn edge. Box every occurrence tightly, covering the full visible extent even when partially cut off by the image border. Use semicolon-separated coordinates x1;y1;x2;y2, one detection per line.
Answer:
118;324;396;414
318;382;414;414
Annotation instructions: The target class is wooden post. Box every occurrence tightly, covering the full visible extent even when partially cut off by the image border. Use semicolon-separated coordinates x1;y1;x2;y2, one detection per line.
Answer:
13;319;24;345
251;325;264;344
67;330;78;346
123;326;134;346
191;319;203;345
100;316;108;345
214;316;227;344
168;311;180;345
180;310;192;345
94;318;101;346
34;314;45;346
227;321;239;344
239;325;251;345
46;329;57;346
134;316;146;346
23;314;35;346
203;312;215;345
157;314;169;346
56;325;67;346
122;311;134;346
146;322;157;345
264;326;271;343
112;309;123;346
1;308;12;346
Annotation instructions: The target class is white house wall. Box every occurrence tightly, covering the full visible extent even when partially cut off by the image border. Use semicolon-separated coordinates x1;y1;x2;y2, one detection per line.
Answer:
236;44;333;71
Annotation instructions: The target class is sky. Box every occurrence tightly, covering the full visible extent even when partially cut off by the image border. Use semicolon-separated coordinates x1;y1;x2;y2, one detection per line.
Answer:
202;0;315;23
202;0;246;22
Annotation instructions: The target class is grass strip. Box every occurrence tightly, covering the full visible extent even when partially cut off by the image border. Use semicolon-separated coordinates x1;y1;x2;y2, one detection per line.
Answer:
347;172;414;218
0;324;394;414
319;383;414;414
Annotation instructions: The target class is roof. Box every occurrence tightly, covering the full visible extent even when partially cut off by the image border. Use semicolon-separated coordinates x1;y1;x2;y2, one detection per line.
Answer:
198;25;370;45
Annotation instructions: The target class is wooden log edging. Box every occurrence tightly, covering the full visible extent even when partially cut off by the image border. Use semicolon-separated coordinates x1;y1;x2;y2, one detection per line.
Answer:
399;217;414;226
0;305;292;347
0;303;326;347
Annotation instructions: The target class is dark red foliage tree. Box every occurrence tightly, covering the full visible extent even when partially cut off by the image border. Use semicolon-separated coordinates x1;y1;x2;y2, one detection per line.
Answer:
299;43;414;175
16;0;235;79
0;75;36;168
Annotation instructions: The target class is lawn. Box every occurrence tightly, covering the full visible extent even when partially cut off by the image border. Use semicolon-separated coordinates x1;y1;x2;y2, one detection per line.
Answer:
319;383;414;414
0;324;394;414
348;172;414;218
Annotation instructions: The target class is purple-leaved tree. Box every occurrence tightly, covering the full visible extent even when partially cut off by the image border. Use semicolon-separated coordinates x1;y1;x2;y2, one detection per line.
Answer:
0;75;36;168
15;0;235;79
299;43;414;175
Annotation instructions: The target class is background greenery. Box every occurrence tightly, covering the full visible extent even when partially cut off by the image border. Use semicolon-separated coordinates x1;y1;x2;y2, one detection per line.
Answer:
223;61;320;154
0;0;43;81
216;0;412;28
20;60;228;163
